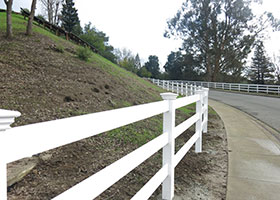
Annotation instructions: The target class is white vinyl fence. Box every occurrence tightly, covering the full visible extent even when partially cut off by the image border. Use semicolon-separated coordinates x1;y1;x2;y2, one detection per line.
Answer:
0;88;208;199
150;78;280;95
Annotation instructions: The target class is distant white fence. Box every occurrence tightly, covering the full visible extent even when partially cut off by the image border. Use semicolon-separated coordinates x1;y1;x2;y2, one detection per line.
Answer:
150;78;280;95
0;88;208;199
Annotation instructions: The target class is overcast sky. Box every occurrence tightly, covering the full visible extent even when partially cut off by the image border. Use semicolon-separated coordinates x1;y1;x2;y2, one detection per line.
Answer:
1;0;280;68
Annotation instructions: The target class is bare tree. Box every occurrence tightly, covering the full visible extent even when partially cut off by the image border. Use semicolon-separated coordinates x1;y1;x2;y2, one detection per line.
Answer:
3;0;13;38
26;0;37;35
40;0;62;25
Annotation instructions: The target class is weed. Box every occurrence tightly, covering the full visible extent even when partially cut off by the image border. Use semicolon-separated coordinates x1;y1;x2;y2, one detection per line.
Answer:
76;46;92;61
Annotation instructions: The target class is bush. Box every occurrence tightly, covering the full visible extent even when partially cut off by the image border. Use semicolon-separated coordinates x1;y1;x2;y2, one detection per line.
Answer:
21;8;30;15
36;14;46;22
76;46;92;61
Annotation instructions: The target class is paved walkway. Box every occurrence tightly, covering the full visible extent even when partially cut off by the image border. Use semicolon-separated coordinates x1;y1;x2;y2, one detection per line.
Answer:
209;99;280;200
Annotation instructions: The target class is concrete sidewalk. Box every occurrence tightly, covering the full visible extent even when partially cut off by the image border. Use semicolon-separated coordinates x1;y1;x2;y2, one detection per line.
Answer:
209;100;280;200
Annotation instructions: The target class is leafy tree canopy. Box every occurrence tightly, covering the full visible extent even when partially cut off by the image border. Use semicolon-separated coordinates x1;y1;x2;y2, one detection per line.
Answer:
165;0;266;82
144;55;160;78
80;22;116;63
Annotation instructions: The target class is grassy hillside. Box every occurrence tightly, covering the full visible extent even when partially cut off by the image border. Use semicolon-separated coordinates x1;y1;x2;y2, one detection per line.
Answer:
1;12;227;200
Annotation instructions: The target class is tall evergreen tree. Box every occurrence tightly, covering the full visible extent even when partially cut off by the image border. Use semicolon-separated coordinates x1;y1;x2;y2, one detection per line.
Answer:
249;41;274;84
144;55;160;78
165;0;260;82
61;0;79;33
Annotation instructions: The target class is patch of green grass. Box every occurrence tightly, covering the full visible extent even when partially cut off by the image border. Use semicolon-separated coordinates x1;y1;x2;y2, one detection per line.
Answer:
107;116;163;147
178;103;196;115
208;106;217;115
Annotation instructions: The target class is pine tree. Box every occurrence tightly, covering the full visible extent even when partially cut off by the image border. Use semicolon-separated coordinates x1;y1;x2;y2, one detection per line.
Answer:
61;0;79;33
249;41;274;84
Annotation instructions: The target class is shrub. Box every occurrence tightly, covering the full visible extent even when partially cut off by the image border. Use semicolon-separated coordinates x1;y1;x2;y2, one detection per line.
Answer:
36;14;46;22
21;8;30;15
76;46;92;61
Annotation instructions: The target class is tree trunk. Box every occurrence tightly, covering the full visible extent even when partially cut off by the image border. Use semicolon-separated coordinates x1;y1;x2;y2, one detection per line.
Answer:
5;0;13;38
26;0;37;35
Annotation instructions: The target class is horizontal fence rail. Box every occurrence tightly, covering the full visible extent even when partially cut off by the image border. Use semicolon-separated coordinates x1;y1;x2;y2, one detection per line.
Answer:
0;86;208;199
150;78;280;95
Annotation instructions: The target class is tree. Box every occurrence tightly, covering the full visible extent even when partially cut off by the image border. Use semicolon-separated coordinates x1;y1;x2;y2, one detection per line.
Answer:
248;41;274;84
164;51;184;79
61;0;79;33
137;67;152;78
26;0;37;36
80;22;116;63
40;0;62;25
144;55;160;78
114;48;137;72
165;0;259;82
3;0;13;38
134;54;141;70
164;51;200;80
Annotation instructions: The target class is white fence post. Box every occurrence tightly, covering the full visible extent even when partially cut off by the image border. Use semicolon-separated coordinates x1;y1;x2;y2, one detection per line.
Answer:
167;81;170;91
194;91;203;153
176;82;179;94
181;82;184;95
0;109;21;200
160;93;178;200
203;88;209;133
185;83;188;96
157;79;160;86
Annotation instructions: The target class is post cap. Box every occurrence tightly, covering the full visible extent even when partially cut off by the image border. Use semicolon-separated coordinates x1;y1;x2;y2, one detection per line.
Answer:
160;93;178;100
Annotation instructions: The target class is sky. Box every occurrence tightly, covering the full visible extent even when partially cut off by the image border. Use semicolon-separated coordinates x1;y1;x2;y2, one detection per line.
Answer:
1;0;280;68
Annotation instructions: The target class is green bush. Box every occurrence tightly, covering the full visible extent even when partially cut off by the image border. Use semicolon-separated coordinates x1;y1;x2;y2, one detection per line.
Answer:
21;8;30;15
76;46;92;61
36;14;46;22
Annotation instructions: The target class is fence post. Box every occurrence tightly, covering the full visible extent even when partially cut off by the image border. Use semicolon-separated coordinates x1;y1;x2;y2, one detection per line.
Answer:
160;93;178;200
185;83;188;96
202;88;209;133
195;90;203;153
0;109;21;200
176;82;179;94
167;81;170;91
171;82;174;93
157;79;160;86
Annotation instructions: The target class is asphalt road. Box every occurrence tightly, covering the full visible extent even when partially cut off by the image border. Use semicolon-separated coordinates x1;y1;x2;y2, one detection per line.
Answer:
209;90;280;132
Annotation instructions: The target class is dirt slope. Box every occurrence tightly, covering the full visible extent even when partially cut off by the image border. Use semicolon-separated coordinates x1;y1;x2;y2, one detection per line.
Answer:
0;13;227;200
